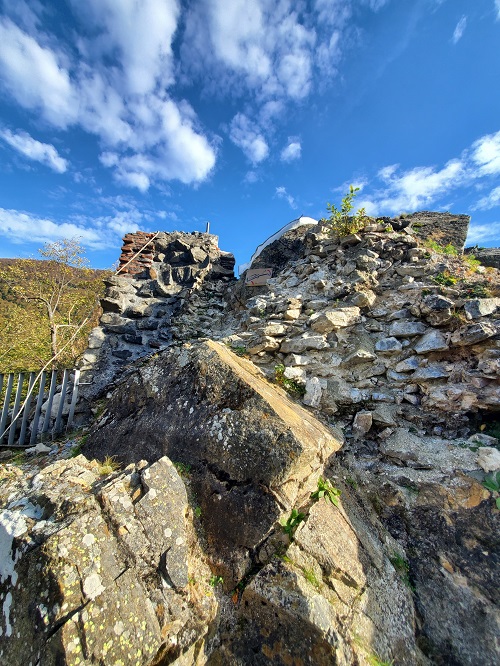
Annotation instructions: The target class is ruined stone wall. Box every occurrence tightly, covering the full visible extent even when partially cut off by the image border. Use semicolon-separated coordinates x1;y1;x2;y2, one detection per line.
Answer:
79;230;236;400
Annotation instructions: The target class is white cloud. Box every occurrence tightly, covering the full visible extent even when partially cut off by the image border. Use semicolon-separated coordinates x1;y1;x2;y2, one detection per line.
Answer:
230;113;269;164
496;0;500;21
280;140;302;162
474;185;500;210
276;185;297;209
471;130;500;176
0;129;68;173
182;0;316;100
0;208;103;247
0;18;77;127
452;16;467;44
378;164;398;181
467;221;500;245
70;0;180;95
360;159;465;215
0;8;216;189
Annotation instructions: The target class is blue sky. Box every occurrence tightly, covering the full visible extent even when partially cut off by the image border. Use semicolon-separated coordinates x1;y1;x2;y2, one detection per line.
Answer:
0;0;499;271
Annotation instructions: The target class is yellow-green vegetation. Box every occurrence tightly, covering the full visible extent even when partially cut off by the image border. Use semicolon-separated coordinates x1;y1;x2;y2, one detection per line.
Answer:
208;574;224;587
98;455;120;476
482;471;500;510
0;238;107;372
432;270;458;287
311;477;341;506
173;461;192;477
425;239;459;256
302;567;322;590
274;364;306;396
390;552;414;590
321;185;368;238
280;508;306;538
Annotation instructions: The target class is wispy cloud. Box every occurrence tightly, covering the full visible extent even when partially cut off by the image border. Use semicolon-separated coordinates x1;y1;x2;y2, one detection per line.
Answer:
0;198;162;248
0;129;68;173
471;129;500;176
229;113;269;164
467;221;500;245
276;186;297;209
474;185;500;210
496;0;500;21
452;15;467;44
0;2;216;190
280;139;302;162
358;129;500;216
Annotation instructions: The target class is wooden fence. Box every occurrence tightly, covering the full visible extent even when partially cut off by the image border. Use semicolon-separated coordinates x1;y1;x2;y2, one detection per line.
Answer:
0;369;80;448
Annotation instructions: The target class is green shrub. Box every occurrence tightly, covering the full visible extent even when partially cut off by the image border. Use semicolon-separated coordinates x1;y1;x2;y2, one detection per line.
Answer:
432;271;458;287
321;186;368;238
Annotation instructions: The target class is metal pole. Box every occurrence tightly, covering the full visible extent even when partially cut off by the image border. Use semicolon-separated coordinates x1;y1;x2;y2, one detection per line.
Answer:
206;221;210;234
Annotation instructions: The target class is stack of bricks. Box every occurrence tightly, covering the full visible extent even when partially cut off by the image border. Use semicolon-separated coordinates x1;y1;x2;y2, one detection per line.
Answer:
117;232;156;275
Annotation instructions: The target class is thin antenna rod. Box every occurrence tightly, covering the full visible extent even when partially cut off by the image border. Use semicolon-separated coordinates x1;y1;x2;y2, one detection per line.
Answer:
206;221;210;234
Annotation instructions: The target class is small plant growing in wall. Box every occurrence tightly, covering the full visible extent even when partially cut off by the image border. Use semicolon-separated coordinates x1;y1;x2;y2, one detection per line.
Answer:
311;477;341;506
274;364;306;397
280;508;306;539
482;471;500;510
321;185;368;238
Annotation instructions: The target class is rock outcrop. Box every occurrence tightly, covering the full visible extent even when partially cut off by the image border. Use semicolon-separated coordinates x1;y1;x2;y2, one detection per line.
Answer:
0;455;217;665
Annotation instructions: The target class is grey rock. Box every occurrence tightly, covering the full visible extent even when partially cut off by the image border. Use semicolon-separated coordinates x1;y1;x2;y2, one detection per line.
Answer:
389;321;428;337
450;323;497;346
280;333;329;353
395;356;420;372
86;341;341;586
464;298;500;319
413;365;449;380
414;330;449;354
309;306;361;333
375;337;403;353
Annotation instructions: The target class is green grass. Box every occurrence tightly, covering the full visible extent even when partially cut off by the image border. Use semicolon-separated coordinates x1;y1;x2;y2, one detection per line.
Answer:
274;364;306;397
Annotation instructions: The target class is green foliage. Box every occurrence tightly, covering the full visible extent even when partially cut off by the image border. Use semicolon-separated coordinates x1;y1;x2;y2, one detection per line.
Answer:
322;185;368;238
367;655;394;666
98;455;120;476
209;574;224;587
345;476;358;490
460;283;492;299
194;506;202;518
274;364;306;397
425;240;459;256
231;346;248;357
70;444;82;458
280;508;306;538
0;239;107;372
463;254;481;271
311;477;341;506
482;471;500;510
302;567;321;590
432;271;458;287
390;552;414;590
173;461;192;477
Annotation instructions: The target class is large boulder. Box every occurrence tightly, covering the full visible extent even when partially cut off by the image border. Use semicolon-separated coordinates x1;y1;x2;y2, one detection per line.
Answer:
0;455;217;665
85;341;342;586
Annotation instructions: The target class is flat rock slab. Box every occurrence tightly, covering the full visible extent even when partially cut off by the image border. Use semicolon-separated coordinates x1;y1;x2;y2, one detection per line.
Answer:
86;341;342;585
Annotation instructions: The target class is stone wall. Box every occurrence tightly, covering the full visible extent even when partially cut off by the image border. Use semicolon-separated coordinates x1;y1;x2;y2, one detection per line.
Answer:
79;231;236;400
